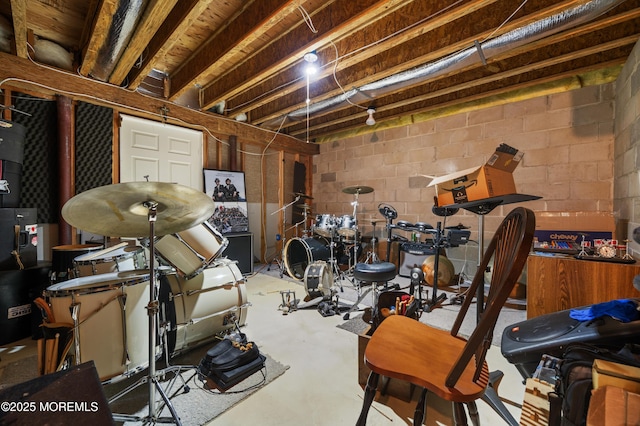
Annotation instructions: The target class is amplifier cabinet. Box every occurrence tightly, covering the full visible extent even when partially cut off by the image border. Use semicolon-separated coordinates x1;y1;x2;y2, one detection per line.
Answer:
223;232;253;275
398;243;437;277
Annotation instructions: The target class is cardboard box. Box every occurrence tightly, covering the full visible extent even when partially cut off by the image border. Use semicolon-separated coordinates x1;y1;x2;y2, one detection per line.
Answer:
587;386;640;426
592;359;640;394
535;211;616;234
429;145;523;206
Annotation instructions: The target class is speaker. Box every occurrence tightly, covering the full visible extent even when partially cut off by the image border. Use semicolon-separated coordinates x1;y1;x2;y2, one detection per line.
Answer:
501;303;640;380
0;361;113;425
398;243;437;277
224;232;253;275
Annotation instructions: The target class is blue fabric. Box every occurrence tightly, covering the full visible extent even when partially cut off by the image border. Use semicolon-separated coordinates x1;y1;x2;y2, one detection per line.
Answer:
569;299;640;323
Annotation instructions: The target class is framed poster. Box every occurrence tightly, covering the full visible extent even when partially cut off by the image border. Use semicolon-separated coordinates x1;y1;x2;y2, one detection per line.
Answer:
203;169;249;234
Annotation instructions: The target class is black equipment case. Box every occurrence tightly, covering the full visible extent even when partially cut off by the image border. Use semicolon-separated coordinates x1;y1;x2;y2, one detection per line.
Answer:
501;301;640;380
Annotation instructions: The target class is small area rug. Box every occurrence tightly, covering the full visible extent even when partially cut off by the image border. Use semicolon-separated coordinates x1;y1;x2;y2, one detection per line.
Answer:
0;342;288;426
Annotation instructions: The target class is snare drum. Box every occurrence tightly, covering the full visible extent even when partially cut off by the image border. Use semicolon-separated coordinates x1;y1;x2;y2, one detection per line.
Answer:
314;214;336;238
304;261;333;299
73;244;146;277
337;215;357;237
155;221;228;279
160;258;248;356
45;270;152;382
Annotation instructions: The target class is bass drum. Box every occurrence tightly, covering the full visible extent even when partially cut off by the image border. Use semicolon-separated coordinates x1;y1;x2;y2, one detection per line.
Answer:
283;236;331;280
304;261;333;299
160;258;248;356
44;270;152;383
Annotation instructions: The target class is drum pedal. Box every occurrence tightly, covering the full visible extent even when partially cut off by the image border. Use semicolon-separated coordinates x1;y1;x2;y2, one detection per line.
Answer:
279;290;298;314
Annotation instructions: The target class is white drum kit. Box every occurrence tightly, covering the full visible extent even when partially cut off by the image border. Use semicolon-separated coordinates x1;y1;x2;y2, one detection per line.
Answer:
37;182;248;424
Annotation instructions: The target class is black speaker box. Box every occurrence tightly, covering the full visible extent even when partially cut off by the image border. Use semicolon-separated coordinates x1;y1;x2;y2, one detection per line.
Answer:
0;264;51;345
0;361;114;425
0;208;38;270
223;232;253;275
501;301;640;380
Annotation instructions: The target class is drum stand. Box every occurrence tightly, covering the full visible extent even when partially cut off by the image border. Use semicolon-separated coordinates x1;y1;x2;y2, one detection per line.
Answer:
109;202;189;425
268;195;300;278
363;220;380;264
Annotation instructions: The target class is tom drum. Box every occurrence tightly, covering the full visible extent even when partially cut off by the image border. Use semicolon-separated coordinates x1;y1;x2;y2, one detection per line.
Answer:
337;215;357;237
155;221;228;279
314;214;336;238
73;244;147;277
45;270;152;383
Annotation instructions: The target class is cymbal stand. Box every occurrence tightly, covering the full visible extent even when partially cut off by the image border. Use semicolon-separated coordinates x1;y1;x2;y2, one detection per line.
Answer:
363;220;380;263
110;201;183;425
268;195;300;277
327;229;344;291
423;222;447;314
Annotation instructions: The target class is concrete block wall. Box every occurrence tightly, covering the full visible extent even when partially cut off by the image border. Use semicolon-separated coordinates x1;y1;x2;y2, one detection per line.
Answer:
614;39;640;233
312;83;616;277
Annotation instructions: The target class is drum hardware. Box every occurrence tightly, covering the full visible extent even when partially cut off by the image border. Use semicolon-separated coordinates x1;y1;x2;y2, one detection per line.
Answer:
268;194;301;278
363;219;381;264
278;290;298;314
295;203;313;237
378;203;398;262
61;182;216;425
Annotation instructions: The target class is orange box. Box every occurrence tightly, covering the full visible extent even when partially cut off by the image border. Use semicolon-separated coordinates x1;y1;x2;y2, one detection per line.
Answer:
429;147;523;206
587;386;640;426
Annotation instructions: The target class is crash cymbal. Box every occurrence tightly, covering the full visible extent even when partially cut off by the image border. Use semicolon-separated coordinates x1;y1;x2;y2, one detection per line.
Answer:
61;182;216;237
342;185;374;195
293;192;313;199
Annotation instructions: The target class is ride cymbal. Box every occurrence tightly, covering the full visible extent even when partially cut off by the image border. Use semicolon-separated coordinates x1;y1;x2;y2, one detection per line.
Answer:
342;185;374;195
61;182;216;237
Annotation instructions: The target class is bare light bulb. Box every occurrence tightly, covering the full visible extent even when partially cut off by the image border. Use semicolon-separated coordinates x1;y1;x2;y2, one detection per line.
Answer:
366;108;376;126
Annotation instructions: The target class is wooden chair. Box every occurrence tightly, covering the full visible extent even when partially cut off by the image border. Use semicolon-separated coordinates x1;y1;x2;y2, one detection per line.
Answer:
356;207;535;426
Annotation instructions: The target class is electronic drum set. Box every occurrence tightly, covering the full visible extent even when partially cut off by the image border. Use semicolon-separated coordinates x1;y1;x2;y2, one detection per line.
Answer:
36;182;249;425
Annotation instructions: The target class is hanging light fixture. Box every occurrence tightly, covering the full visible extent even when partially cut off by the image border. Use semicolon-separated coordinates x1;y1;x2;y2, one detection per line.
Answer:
304;51;318;143
366;107;376;126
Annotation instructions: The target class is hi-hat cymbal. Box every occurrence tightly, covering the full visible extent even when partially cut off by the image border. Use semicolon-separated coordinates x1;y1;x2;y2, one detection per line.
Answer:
61;182;216;237
342;185;374;195
296;203;312;211
293;192;313;199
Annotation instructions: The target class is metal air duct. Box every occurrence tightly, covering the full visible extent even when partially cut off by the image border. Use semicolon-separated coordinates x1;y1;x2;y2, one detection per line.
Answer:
261;0;626;130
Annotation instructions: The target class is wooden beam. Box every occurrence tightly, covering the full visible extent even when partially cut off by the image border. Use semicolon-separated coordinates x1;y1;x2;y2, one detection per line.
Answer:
169;0;298;101
199;0;411;110
79;0;118;77
9;0;27;58
109;0;179;85
0;52;318;155
126;0;212;89
228;0;498;117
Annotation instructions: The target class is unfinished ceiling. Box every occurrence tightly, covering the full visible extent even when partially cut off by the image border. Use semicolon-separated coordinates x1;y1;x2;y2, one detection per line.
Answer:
0;0;638;143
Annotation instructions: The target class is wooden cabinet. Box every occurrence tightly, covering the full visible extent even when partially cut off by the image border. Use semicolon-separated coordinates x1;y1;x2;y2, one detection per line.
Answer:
527;254;640;318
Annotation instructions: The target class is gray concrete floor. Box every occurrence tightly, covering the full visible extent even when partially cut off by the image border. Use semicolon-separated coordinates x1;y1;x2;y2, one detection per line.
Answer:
0;267;526;425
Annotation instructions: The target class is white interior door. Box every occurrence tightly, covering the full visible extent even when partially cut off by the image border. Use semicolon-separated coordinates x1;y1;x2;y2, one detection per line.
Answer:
119;114;203;190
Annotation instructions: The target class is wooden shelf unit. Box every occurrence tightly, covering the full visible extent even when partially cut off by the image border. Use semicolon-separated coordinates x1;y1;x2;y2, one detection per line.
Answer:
526;254;640;318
